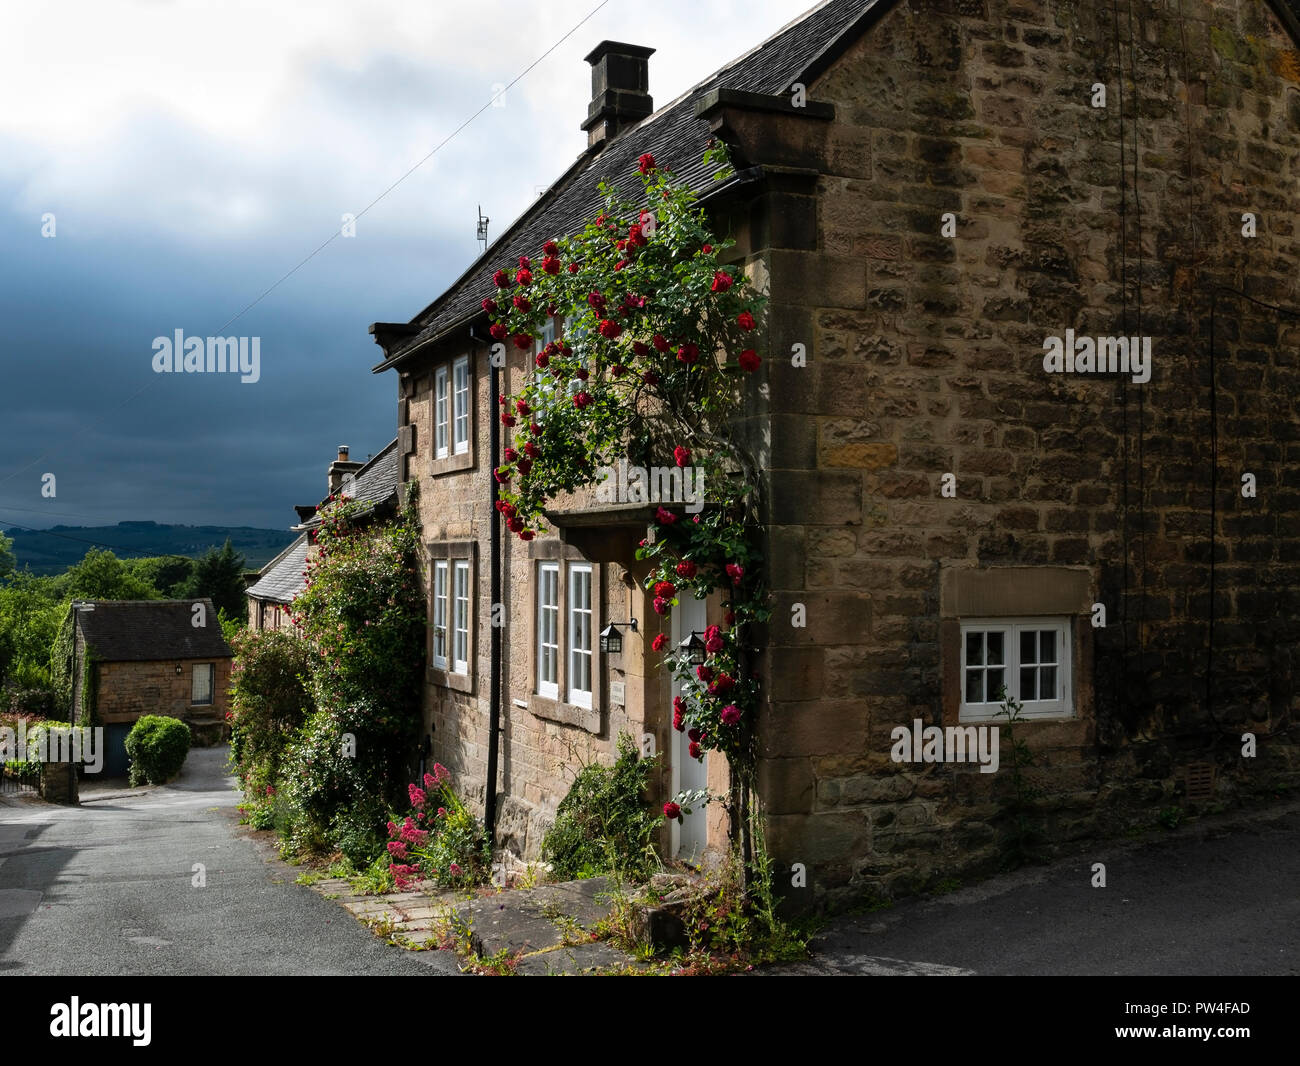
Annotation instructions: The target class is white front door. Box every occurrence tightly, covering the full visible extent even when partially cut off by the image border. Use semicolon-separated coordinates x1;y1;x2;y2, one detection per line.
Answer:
670;594;709;862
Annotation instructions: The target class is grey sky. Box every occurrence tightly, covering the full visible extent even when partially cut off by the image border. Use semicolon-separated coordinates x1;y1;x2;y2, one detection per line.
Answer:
0;0;810;538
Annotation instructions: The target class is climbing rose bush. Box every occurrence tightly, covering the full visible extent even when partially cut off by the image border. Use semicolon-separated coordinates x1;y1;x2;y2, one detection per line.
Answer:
484;146;770;773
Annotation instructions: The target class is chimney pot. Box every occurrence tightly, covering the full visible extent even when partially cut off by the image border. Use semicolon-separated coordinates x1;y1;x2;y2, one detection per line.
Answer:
338;446;349;462
582;41;655;150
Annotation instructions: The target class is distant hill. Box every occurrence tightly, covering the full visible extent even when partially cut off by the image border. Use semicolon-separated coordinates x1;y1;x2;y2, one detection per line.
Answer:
2;521;298;575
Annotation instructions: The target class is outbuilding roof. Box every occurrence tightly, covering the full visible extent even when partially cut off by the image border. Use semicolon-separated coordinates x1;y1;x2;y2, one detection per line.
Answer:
76;599;233;663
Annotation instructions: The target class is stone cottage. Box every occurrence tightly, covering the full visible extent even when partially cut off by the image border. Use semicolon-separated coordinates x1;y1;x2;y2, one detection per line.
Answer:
246;441;401;633
70;599;233;777
366;0;1300;905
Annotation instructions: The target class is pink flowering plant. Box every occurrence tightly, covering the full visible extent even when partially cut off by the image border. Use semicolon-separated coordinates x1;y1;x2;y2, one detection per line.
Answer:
385;763;490;891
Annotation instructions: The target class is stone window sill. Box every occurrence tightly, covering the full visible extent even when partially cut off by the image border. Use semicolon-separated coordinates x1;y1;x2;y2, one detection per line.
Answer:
428;666;475;694
528;693;599;734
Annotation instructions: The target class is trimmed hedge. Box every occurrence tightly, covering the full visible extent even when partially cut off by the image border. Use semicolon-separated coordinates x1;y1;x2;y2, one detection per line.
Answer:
125;715;191;785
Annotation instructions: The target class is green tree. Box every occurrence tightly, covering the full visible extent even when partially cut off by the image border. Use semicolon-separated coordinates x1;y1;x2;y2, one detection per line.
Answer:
124;555;195;597
65;548;156;601
181;540;247;621
0;574;67;689
0;530;15;583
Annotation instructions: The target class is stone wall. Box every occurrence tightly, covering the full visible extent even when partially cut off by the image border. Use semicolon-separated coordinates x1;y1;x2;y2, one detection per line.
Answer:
742;0;1300;905
94;658;232;742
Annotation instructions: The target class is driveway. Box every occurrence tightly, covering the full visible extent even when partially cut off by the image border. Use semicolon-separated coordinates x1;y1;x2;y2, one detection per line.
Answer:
0;745;460;975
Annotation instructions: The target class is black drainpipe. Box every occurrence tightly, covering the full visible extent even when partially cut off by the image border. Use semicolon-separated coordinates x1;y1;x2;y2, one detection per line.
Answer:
478;326;502;840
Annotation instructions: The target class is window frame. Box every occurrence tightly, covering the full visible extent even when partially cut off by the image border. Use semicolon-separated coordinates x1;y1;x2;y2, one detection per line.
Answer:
433;365;449;460
452;559;471;674
566;561;593;709
191;662;215;706
958;616;1072;722
452;355;470;455
432;559;449;670
536;561;560;700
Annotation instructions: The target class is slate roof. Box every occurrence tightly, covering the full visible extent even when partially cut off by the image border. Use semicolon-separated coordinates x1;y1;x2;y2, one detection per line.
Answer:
373;0;881;371
245;534;309;604
297;437;402;529
77;600;232;663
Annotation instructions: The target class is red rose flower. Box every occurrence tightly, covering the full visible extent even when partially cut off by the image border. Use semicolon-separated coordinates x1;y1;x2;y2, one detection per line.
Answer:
516;267;533;286
520;530;535;541
677;343;699;364
653;596;669;615
573;391;593;409
530;421;542;435
702;243;713;254
652;633;667;652
513;294;531;312
676;560;697;579
673;696;685;714
515;399;530;415
503;447;518;462
726;563;745;585
567;263;579;274
495;468;511;484
543;240;559;257
535;351;550;369
575;368;588;381
489;323;508;341
638;153;656;174
653;580;676;599
599;318;622;339
652;333;669;352
493;269;510;288
673;446;691;467
721;704;741;726
507;517;523;533
518;256;531;269
663;801;681;821
482;298;498;313
704;625;724;654
632;341;650;357
501;413;517;427
696;665;714;683
542;256;561;275
628;223;647;247
513;333;533;349
724;610;736;625
738;349;761;372
642;370;659;385
688;727;701;743
688;741;701;760
588;292;606;311
524;441;539;458
710;270;733;293
737;310;756;331
673;709;684;731
516;458;533;474
612;364;627;377
708;673;734;696
655;506;677;525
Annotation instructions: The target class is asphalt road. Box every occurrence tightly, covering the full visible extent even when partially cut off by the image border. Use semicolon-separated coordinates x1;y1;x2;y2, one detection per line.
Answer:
0;746;459;976
776;802;1300;976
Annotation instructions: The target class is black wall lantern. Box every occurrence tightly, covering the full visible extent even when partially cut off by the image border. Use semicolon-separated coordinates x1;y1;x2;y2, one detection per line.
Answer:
599;618;638;654
678;631;707;664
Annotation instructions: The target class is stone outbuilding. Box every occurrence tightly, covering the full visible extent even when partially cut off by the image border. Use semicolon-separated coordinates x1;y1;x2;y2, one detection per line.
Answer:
70;599;233;776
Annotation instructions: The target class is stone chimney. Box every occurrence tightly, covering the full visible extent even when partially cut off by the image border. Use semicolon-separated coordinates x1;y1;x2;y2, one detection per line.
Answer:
582;41;655;150
328;445;363;497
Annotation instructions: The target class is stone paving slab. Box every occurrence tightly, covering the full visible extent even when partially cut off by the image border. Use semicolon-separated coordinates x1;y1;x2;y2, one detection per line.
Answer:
515;940;632;976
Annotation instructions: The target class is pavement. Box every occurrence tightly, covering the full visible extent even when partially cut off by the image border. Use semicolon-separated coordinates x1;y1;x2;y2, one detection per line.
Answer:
769;800;1300;976
0;745;460;975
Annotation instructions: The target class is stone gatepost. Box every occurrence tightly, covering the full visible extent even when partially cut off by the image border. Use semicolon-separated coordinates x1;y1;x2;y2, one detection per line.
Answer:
40;762;79;805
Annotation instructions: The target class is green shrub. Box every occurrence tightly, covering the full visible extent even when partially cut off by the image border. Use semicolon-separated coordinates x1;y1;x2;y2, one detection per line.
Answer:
385;764;491;890
542;732;663;881
125;715;191;785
